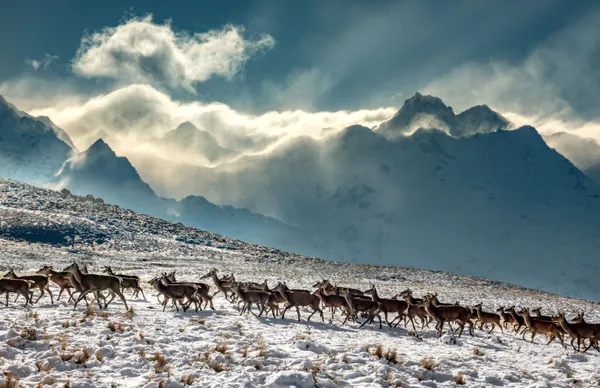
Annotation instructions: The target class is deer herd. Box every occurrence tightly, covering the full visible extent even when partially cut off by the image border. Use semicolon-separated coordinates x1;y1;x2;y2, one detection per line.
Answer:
1;265;599;353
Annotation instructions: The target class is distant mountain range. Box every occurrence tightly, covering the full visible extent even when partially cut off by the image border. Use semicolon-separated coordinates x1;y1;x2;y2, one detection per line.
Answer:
1;92;600;300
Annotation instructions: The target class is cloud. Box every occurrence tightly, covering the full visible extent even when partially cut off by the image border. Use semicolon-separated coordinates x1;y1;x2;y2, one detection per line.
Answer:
71;15;275;92
29;84;396;157
424;6;600;140
260;68;333;111
27;54;59;71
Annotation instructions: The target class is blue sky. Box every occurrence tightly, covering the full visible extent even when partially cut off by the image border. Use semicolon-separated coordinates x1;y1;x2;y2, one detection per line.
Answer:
1;0;597;113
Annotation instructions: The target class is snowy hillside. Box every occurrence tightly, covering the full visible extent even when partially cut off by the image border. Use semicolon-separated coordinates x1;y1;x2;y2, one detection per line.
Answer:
145;123;600;301
0;179;599;387
544;132;600;186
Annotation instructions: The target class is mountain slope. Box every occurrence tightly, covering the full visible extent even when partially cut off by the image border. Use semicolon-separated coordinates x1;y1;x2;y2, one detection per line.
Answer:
376;92;510;138
0;95;73;184
140;124;600;300
544;131;600;186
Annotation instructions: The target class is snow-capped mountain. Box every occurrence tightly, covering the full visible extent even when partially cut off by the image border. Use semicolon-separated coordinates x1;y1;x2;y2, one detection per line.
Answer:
376;92;511;138
148;122;237;164
156;122;600;300
544;131;600;186
0;95;73;184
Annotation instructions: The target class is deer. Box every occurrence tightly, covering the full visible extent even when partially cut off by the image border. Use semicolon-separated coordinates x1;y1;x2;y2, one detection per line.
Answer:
102;267;145;299
3;268;54;304
516;308;563;345
420;298;473;338
531;307;554;321
342;289;382;329
148;276;199;312
63;263;128;311
163;271;214;310
0;278;33;307
572;313;600;352
364;284;407;327
200;269;236;303
36;265;75;302
230;283;272;316
273;282;323;322
505;305;526;334
314;279;364;297
496;306;515;330
472;303;503;333
553;313;600;352
312;288;351;321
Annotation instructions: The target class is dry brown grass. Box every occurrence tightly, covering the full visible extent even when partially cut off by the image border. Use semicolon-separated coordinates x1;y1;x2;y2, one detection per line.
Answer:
20;327;37;341
75;349;91;365
96;351;104;362
215;343;228;354
384;349;402;364
2;372;18;388
342;353;349;363
84;305;95;319
454;373;466;385
257;336;266;357
241;345;249;358
61;321;70;328
97;311;109;319
124;306;135;320
189;317;205;325
472;348;485;357
35;360;51;372
212;362;225;373
59;352;72;362
419;357;438;371
26;311;40;320
151;352;168;373
139;347;146;357
107;321;124;333
180;375;196;385
371;344;384;359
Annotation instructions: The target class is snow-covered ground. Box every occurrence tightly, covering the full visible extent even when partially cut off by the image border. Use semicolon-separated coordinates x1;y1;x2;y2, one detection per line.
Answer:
0;179;599;387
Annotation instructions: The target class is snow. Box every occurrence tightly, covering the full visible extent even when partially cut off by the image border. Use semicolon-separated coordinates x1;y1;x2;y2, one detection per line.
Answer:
0;179;598;387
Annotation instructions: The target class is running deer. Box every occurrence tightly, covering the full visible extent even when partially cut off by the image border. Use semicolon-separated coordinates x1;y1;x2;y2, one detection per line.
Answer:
103;266;145;299
342;289;382;329
364;284;408;327
314;279;364;297
553;313;600;352
505;305;526;334
496;306;515;330
201;269;236;302
312;288;351;321
517;308;563;345
4;269;54;304
420;298;473;338
63;263;128;311
36;265;75;302
148;276;198;312
231;283;272;316
531;307;554;321
163;272;214;310
273;282;323;322
473;303;503;333
572;313;600;352
0;278;33;307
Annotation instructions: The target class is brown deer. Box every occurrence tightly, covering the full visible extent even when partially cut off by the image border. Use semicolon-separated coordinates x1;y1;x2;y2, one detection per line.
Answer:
149;276;199;312
473;303;503;333
420;298;473;338
496;306;515;330
517;308;563;345
230;283;271;317
312;288;351;321
36;265;75;302
103;266;145;299
162;272;214;310
201;269;236;302
63;263;128;311
4;269;54;304
505;306;526;334
342;289;382;329
0;278;33;307
531;307;554;321
314;280;364;297
273;282;323;322
364;284;407;327
553;313;600;352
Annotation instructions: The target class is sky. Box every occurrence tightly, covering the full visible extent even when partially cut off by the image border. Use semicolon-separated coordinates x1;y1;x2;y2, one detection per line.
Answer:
1;0;600;152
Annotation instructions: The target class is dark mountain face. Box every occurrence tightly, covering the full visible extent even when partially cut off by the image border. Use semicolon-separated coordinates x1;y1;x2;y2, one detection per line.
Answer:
0;96;73;184
544;131;600;186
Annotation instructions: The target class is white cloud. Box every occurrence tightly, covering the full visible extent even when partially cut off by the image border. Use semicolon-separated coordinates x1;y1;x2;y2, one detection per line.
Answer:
27;54;59;71
71;15;275;92
30;84;396;156
260;68;333;111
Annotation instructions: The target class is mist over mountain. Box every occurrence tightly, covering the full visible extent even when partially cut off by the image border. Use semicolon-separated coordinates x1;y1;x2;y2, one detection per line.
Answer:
544;131;600;186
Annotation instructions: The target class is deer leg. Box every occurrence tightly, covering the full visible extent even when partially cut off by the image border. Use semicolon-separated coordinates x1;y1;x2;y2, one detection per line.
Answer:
74;291;92;309
545;334;555;345
46;286;54;304
281;305;291;319
296;306;301;322
531;331;537;344
139;287;146;300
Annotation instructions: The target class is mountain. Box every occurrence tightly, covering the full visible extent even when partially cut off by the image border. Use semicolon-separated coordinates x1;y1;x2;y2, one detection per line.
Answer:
544;131;600;186
376;92;511;138
144;122;237;165
141;122;600;300
0;95;73;184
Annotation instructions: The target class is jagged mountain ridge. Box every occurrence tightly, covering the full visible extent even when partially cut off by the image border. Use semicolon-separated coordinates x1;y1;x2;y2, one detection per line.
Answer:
376;92;511;138
544;131;600;186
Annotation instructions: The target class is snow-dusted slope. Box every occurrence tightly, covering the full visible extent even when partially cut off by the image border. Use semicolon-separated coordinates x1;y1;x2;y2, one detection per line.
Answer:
153;124;600;301
544;131;600;186
0;178;598;387
0;96;73;184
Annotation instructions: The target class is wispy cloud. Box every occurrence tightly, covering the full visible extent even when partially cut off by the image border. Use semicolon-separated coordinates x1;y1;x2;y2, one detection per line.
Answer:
26;54;59;71
71;15;275;93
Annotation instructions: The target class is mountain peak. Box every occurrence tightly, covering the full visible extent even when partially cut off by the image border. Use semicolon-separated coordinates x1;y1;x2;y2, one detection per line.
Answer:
174;121;199;134
86;138;115;156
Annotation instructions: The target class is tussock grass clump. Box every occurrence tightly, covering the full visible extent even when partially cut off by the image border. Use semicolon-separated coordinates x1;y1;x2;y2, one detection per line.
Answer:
84;305;95;319
384;349;402;364
257;336;266;357
472;348;485;357
241;346;249;358
371;344;384;359
454;373;466;385
189;317;205;325
97;311;109;319
35;360;51;372
61;321;70;328
342;354;349;363
181;375;196;385
75;349;91;365
26;311;40;321
20;327;37;341
96;351;104;362
215;343;228;354
212;362;225;373
107;321;124;333
419;357;438;371
2;372;18;388
125;306;135;320
139;347;146;357
151;352;168;373
59;352;72;362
